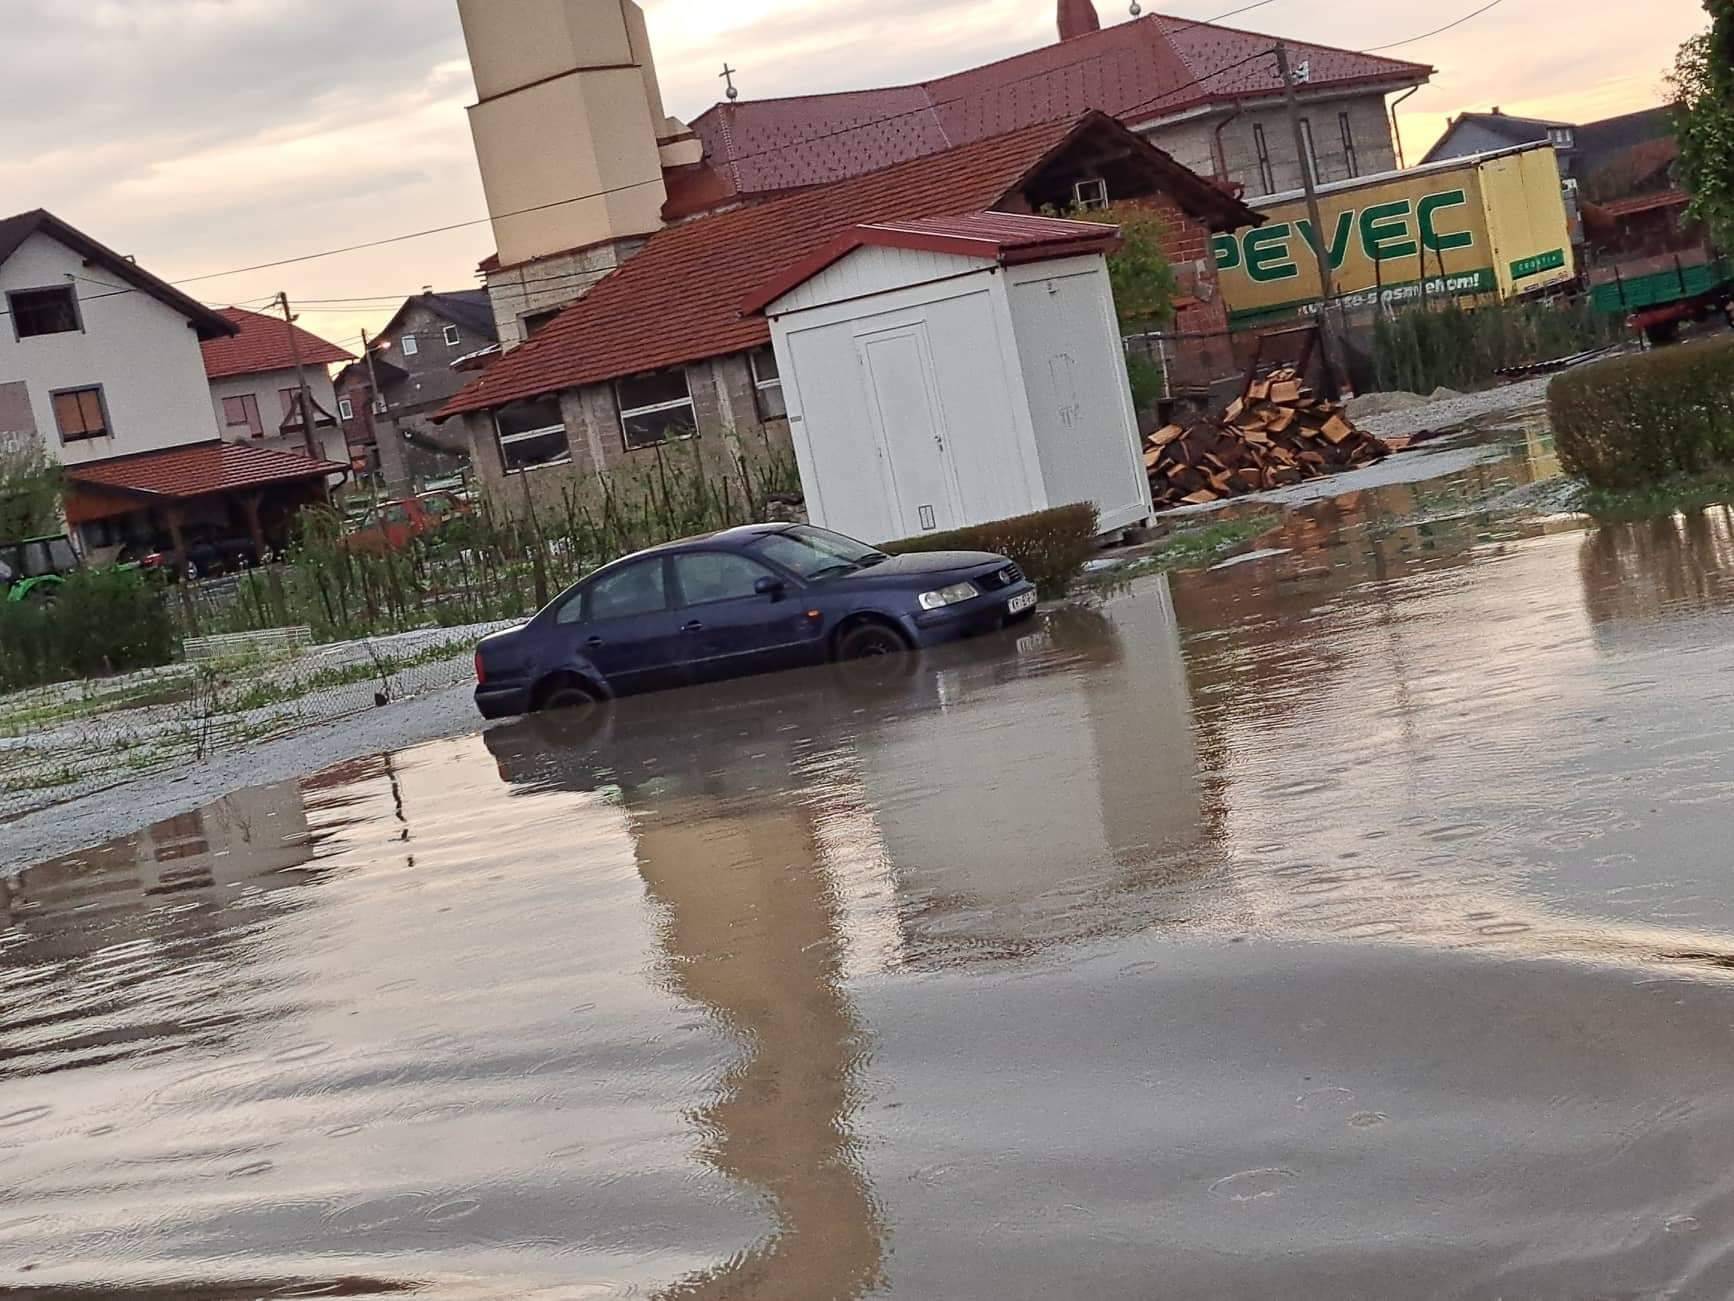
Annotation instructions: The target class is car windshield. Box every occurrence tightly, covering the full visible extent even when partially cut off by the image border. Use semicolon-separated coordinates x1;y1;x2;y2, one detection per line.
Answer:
751;526;887;582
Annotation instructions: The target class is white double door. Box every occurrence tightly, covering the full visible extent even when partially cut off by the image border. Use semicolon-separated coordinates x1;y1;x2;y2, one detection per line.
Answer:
855;321;965;538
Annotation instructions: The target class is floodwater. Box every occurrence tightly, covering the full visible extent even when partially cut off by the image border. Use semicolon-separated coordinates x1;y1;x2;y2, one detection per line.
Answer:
17;426;1734;1297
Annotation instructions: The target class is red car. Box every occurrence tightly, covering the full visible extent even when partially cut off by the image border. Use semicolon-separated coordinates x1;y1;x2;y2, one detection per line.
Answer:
345;492;471;554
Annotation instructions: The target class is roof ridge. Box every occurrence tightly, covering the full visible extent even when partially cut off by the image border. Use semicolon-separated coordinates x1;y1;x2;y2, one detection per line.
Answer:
1153;12;1433;73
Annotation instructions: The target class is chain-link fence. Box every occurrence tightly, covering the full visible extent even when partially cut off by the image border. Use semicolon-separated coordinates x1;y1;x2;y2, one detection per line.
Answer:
0;621;514;823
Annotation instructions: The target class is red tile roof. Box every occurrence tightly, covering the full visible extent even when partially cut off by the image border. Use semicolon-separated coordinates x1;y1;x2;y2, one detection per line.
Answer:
692;15;1431;197
64;441;347;501
442;113;1254;419
742;212;1123;314
201;307;354;381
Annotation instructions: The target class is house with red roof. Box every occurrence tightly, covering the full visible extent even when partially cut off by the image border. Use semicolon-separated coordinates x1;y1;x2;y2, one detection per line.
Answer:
692;1;1432;210
437;111;1258;506
0;209;347;565
202;306;354;474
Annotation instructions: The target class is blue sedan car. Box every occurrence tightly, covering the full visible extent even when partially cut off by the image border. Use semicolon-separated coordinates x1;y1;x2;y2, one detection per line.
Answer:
474;523;1038;717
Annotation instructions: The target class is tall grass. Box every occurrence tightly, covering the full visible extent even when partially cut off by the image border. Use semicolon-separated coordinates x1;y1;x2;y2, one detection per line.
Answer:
177;435;803;643
1371;300;1624;396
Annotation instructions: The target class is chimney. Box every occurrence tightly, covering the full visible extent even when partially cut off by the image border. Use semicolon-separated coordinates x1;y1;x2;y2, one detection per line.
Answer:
1059;0;1101;41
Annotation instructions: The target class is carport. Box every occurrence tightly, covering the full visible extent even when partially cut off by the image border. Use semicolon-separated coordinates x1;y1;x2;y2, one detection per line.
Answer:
63;440;348;567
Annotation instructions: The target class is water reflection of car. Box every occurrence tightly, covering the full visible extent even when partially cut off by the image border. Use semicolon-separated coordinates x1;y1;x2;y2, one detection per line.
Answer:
473;523;1039;718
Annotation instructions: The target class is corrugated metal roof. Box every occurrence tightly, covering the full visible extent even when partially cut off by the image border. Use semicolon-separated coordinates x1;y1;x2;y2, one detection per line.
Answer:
743;212;1123;314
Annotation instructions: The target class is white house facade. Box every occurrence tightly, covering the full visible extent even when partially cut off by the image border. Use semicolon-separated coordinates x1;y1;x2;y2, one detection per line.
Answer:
0;211;233;467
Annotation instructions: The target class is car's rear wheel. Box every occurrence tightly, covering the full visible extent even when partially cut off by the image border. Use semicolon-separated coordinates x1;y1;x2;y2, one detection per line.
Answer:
835;621;911;661
537;679;600;713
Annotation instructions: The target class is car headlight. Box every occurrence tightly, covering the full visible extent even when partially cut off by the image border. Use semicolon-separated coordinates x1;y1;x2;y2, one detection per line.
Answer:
917;581;979;611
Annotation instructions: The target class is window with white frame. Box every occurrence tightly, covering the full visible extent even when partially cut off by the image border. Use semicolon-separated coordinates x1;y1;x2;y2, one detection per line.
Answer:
749;347;786;421
338;397;355;421
1073;178;1109;211
443;324;462;348
616;367;696;450
401;334;419;357
495;396;570;473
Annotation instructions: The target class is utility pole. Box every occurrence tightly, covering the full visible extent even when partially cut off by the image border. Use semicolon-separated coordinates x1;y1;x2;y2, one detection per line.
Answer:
278;292;321;460
1275;42;1349;399
360;328;408;495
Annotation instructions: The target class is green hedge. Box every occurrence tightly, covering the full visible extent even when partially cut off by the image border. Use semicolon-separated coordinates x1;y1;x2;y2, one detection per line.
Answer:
883;503;1100;598
0;568;176;693
1549;339;1734;489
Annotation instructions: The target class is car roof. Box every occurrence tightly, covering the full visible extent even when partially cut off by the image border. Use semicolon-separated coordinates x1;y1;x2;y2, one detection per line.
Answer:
623;522;795;561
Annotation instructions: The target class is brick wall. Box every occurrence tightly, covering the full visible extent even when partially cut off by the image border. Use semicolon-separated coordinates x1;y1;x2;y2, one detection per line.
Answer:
459;351;794;518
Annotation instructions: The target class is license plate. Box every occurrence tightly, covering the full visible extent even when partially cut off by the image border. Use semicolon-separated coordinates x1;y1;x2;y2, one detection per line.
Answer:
1007;591;1038;615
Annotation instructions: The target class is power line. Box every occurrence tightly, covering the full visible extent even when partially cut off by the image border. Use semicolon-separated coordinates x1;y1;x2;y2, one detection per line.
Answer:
16;3;1500;311
1364;0;1506;51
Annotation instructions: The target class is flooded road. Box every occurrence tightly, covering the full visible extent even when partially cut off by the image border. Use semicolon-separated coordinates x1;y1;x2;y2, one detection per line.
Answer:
14;438;1734;1297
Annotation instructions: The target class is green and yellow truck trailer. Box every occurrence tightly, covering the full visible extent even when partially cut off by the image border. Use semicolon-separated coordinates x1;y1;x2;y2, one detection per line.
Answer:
1212;143;1578;328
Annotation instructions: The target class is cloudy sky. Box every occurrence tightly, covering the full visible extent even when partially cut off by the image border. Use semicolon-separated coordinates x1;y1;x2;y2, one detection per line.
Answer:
0;0;1705;352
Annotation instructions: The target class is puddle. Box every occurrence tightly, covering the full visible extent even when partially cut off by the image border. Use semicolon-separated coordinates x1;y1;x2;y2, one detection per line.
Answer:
14;414;1734;1296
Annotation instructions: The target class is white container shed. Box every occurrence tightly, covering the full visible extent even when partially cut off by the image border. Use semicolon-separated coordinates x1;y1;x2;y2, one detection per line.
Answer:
744;212;1153;544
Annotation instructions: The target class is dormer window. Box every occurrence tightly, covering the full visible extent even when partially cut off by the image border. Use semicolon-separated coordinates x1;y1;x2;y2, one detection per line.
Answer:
1549;127;1575;150
1073;178;1109;211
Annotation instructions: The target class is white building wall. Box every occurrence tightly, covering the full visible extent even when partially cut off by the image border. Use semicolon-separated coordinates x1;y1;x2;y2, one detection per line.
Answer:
207;367;347;468
1004;256;1151;534
0;232;221;466
771;263;1045;544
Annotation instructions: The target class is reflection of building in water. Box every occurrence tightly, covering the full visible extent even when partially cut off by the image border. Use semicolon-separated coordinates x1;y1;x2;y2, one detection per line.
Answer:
485;700;885;1297
0;781;320;1078
1579;507;1734;637
847;590;1209;961
633;787;884;1300
3;780;315;931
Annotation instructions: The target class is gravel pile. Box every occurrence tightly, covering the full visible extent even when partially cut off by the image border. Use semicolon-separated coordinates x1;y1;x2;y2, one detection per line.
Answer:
1354;376;1555;440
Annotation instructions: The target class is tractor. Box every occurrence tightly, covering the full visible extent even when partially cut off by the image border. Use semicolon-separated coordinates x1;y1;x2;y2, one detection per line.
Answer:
0;534;79;604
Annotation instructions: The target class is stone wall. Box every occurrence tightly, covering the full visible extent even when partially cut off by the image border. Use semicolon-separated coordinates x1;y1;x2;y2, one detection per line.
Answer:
484;239;649;350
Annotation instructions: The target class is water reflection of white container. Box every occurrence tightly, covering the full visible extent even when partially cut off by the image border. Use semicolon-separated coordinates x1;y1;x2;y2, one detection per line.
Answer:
855;578;1203;945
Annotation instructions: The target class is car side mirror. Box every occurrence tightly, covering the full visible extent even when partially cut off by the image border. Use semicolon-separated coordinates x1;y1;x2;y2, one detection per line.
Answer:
755;576;787;600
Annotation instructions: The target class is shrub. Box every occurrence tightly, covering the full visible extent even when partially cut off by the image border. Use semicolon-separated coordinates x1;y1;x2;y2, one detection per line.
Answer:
1549;339;1734;489
882;503;1100;598
0;567;175;693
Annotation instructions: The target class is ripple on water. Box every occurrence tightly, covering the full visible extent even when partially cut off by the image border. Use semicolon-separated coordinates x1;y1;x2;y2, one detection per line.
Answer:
1209;1168;1299;1203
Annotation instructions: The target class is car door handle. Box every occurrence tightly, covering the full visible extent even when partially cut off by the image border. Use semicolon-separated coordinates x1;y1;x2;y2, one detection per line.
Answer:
682;620;705;633
585;636;605;649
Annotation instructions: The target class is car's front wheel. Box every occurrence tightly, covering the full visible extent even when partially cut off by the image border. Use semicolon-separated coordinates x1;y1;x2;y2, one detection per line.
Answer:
835;621;911;661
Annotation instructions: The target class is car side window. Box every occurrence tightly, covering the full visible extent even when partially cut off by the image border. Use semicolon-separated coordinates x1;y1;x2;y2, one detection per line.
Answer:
674;552;778;607
582;558;670;622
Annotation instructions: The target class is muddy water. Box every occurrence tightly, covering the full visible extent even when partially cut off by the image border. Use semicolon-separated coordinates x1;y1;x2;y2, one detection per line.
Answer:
15;448;1734;1296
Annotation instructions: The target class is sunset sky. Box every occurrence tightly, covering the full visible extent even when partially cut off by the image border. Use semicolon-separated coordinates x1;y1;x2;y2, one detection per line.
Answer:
0;0;1707;353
